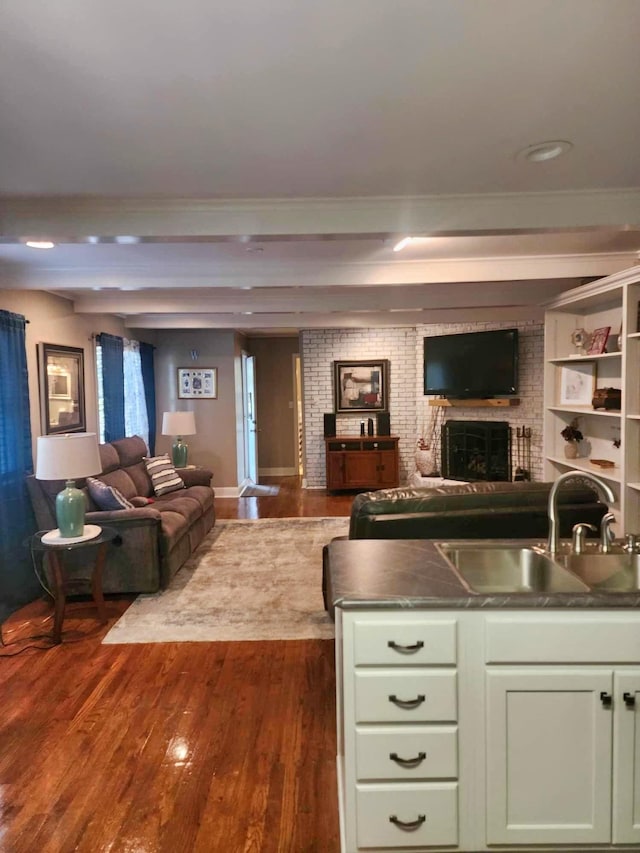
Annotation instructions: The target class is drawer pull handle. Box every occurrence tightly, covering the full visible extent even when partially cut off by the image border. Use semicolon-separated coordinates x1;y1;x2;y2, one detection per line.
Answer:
389;751;426;767
389;814;426;831
388;640;424;654
624;692;636;708
389;693;425;709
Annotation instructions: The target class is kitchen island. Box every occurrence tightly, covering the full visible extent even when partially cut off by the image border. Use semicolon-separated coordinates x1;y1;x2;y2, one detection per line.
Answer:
327;538;640;852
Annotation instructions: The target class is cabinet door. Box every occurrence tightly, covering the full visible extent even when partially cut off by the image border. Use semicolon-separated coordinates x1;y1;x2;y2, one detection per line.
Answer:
343;451;379;487
613;671;640;844
486;668;613;846
378;448;398;486
326;451;345;489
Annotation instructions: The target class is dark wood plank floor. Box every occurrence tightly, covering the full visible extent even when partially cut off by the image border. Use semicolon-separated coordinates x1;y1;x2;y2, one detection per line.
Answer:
0;477;353;853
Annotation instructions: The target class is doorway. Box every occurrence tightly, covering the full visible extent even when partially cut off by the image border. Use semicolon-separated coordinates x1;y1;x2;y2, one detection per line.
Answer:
241;352;258;484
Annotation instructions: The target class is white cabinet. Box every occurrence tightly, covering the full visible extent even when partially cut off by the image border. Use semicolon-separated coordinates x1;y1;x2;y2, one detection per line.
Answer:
543;265;640;535
337;613;462;852
486;668;613;845
336;608;640;852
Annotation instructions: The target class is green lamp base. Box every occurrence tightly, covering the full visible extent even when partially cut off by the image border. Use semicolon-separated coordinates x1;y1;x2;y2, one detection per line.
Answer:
172;438;188;468
56;479;86;538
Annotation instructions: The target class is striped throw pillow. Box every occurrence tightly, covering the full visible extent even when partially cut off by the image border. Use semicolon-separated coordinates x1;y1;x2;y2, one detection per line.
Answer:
144;454;185;497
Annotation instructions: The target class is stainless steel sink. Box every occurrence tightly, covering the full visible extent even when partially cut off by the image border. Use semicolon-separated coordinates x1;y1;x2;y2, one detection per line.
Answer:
557;550;640;592
436;541;590;594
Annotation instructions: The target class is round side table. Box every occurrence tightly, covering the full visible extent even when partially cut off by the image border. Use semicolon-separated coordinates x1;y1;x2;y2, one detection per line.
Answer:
29;526;118;644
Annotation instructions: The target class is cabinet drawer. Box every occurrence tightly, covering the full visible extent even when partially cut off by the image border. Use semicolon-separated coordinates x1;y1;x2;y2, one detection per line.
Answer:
327;440;360;451
353;618;457;666
356;783;458;848
354;670;457;723
486;615;640;663
356;726;458;781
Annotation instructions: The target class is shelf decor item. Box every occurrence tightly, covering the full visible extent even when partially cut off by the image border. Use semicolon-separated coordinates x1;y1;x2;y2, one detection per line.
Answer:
561;418;583;459
560;362;596;406
587;326;611;355
570;327;589;354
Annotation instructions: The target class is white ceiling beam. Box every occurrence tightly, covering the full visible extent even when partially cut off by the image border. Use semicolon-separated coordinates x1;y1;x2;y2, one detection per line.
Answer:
2;189;640;238
126;306;544;330
72;280;573;315
2;254;634;291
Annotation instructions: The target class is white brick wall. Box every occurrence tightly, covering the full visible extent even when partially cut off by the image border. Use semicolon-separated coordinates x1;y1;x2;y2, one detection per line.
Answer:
302;320;543;488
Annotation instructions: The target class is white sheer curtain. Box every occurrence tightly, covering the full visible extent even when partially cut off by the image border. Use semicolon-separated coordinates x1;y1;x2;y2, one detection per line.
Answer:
123;339;149;449
96;337;149;448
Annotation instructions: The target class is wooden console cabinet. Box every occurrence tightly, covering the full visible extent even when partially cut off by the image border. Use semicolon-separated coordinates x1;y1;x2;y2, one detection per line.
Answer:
325;435;399;491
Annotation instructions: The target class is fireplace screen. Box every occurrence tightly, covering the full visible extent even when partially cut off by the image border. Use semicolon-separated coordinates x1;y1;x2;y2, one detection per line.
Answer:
441;420;511;482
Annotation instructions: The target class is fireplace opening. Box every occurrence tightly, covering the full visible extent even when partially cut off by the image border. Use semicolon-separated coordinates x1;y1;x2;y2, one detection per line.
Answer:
441;420;511;482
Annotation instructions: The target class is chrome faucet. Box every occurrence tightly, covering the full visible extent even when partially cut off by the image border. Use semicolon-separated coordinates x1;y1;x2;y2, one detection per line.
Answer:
600;512;617;553
547;471;616;555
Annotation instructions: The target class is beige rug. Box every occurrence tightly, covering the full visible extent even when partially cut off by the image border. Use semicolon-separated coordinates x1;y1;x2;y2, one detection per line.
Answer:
102;517;349;644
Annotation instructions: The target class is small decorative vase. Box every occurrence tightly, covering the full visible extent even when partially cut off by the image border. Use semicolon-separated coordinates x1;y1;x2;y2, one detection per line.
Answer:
564;442;579;459
416;448;433;475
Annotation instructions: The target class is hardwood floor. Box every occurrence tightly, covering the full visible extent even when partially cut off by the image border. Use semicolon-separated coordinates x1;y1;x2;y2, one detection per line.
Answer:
0;477;353;853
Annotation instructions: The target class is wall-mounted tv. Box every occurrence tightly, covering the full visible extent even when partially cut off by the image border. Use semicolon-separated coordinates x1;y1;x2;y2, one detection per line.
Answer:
424;328;519;398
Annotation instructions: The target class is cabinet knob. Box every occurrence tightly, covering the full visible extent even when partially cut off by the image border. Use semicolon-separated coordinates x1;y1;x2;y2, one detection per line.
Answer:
623;692;636;708
600;691;612;708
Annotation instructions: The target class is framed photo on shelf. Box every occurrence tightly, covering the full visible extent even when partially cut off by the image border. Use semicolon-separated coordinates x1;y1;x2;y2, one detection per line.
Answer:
587;326;611;355
177;367;217;399
333;359;388;413
560;361;596;406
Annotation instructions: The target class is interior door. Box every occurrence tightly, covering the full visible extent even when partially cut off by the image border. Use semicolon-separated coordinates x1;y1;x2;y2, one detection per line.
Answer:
242;352;258;484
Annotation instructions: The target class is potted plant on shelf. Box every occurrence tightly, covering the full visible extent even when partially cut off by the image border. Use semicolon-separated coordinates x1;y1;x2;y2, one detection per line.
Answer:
561;418;584;459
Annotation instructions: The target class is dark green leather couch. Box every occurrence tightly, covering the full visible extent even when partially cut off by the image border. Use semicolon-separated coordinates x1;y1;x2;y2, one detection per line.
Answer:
323;480;609;614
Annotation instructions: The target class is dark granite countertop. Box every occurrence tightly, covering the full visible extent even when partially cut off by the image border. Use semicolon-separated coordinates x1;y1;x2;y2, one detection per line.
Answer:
327;539;640;610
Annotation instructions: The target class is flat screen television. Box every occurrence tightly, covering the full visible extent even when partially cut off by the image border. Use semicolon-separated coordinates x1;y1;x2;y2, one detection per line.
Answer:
424;328;519;398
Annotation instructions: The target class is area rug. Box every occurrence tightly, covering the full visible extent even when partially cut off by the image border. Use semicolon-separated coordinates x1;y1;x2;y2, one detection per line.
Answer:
102;517;349;644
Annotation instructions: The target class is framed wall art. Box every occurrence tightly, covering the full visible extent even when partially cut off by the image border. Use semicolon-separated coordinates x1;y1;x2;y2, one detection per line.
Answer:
333;359;388;413
559;361;596;406
37;343;87;434
178;367;218;399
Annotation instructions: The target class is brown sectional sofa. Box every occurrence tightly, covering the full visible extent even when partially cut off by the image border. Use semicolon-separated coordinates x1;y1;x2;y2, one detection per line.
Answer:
26;435;215;593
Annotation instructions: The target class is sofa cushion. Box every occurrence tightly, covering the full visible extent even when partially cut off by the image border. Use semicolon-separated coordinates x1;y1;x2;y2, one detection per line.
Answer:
144;454;186;496
86;476;134;511
112;435;149;467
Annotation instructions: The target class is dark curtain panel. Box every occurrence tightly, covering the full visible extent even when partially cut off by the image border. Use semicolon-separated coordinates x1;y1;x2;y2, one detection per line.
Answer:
98;333;125;443
0;310;38;621
139;342;157;455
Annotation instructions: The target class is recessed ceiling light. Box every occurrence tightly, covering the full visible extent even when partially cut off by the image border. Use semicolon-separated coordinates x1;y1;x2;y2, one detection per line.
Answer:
393;237;413;252
516;140;573;163
114;235;140;244
25;241;55;249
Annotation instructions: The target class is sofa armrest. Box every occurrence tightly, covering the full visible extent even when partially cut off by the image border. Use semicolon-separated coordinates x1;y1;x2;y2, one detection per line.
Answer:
177;467;213;488
86;507;162;525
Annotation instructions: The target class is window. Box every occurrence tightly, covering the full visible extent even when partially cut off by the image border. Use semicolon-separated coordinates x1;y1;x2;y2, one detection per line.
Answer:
96;335;155;450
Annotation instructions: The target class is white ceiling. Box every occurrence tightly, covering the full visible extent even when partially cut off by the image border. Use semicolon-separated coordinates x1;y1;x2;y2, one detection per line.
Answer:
1;0;640;331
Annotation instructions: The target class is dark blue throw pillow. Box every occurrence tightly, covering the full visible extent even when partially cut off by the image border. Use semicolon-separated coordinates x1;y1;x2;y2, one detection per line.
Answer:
86;476;134;511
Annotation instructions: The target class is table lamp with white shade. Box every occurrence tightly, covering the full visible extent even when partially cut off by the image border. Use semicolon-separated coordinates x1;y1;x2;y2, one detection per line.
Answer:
35;432;102;539
162;411;196;467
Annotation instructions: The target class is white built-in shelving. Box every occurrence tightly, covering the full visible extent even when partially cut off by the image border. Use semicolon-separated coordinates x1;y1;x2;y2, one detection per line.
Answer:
543;266;640;535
